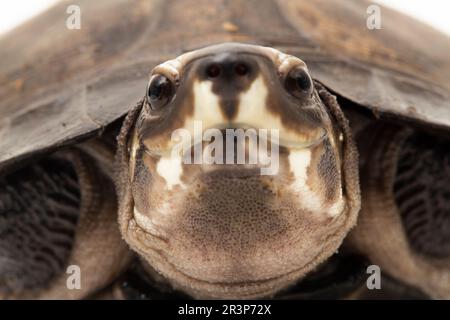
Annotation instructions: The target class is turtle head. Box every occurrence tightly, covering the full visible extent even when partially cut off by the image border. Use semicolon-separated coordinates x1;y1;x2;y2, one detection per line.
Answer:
116;43;360;298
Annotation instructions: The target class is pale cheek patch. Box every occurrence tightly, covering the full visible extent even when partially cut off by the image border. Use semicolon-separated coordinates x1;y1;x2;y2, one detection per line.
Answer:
325;135;345;216
134;207;160;235
288;149;323;214
129;129;140;180
133;206;169;239
156;154;186;190
327;199;345;217
288;149;344;217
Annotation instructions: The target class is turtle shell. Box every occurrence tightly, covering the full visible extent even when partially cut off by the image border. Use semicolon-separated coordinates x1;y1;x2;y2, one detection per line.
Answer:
1;0;449;172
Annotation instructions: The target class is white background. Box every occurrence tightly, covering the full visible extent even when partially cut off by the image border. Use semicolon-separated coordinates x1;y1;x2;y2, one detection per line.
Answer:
0;0;449;36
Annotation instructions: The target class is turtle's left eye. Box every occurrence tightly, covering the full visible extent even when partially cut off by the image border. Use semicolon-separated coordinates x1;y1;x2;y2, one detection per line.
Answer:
284;67;313;98
147;74;174;110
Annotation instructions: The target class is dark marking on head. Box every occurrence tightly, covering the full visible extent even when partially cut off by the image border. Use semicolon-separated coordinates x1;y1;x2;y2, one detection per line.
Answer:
196;53;259;120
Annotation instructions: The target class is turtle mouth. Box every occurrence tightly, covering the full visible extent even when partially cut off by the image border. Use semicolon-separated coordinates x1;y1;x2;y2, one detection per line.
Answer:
143;123;326;179
143;123;327;158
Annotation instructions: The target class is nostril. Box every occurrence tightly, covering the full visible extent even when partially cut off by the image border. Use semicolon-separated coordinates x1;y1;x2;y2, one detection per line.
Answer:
206;64;221;78
234;62;249;76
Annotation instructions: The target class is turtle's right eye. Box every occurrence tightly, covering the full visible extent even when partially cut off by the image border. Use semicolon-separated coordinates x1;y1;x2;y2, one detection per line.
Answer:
147;74;174;110
284;67;313;98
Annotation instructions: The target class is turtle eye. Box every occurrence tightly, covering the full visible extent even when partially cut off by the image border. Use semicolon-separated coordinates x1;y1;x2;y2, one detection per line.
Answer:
284;67;313;98
147;74;174;110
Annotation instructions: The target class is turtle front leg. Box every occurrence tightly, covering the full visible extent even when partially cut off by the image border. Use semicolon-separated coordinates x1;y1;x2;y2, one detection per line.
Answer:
348;123;450;299
0;141;132;299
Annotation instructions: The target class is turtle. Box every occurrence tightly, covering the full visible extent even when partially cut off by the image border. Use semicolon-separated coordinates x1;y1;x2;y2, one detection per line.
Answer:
0;0;449;300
